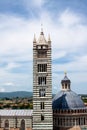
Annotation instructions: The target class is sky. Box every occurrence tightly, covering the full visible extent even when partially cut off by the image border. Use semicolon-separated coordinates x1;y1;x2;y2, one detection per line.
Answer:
0;0;87;94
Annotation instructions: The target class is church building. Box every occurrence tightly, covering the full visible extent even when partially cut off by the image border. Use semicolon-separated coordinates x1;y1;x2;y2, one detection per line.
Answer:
0;29;86;130
52;73;87;130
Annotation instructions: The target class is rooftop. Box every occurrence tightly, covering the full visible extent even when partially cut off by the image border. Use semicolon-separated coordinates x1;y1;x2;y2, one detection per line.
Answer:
0;110;33;116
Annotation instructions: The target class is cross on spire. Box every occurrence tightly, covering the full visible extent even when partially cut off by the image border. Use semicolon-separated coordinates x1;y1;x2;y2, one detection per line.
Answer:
64;71;67;76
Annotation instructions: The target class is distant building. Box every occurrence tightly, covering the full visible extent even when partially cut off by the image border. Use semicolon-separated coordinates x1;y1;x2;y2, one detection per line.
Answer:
52;73;87;130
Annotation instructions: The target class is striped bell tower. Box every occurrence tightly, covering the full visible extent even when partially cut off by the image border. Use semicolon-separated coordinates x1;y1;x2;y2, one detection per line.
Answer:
33;28;53;130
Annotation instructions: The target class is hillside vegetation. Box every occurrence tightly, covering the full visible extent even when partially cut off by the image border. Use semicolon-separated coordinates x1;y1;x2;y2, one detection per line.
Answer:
0;92;86;109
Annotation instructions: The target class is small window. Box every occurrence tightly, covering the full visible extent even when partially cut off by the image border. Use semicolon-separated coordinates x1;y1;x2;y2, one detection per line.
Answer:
39;89;45;97
41;114;44;121
37;64;47;72
43;45;47;49
4;120;9;130
37;51;47;58
37;46;41;49
41;102;44;109
68;84;70;89
62;84;64;89
20;119;25;130
38;77;46;85
15;117;17;128
84;117;85;125
65;83;67;89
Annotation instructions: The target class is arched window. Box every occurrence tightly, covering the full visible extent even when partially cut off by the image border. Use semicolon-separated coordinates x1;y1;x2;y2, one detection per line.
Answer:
84;117;85;125
4;120;9;130
20;119;25;130
65;83;67;89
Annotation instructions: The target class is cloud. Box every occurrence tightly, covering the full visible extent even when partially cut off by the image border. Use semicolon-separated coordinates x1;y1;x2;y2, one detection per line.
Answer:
20;0;47;17
59;9;81;26
0;0;48;19
51;11;87;51
27;0;45;8
0;14;32;57
4;82;15;86
52;51;67;61
6;62;21;70
0;7;87;93
0;88;5;92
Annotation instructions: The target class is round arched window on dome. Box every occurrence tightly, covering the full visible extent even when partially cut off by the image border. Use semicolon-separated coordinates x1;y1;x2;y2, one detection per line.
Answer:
62;84;64;89
65;83;67;89
68;84;70;89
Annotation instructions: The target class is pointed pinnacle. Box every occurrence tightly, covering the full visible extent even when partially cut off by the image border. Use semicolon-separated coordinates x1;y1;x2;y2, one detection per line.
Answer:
33;34;36;43
48;34;51;42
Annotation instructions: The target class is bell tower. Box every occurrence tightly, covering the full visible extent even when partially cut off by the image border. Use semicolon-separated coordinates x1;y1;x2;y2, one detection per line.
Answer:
33;28;53;130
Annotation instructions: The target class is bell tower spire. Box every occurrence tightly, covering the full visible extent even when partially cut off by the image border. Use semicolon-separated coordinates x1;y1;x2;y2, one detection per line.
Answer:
38;25;47;44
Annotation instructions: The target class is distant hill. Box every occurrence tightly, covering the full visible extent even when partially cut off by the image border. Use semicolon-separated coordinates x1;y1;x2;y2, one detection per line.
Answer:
0;91;33;98
0;91;56;99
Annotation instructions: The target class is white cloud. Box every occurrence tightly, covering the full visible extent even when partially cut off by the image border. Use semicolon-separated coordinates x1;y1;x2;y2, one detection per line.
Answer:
0;8;87;93
0;14;33;58
6;62;21;70
52;51;66;60
0;88;5;92
59;9;81;26
53;54;87;72
52;23;87;51
22;0;46;12
31;0;45;7
4;82;15;86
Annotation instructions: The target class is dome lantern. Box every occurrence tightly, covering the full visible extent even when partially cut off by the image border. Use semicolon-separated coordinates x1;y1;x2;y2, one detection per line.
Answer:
61;72;71;91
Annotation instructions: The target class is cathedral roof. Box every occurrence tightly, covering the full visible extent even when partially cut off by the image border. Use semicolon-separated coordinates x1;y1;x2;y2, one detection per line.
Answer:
52;90;85;110
0;110;33;116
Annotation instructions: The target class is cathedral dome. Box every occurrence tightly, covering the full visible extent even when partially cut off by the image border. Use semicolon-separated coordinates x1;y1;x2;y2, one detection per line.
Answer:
52;90;85;110
52;73;85;110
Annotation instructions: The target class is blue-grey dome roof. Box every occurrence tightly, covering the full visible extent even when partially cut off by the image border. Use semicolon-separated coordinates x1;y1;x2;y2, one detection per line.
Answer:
52;90;85;110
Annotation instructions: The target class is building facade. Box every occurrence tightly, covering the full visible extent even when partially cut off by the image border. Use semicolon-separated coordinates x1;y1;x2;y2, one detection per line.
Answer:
0;110;32;130
33;29;53;130
52;73;87;130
